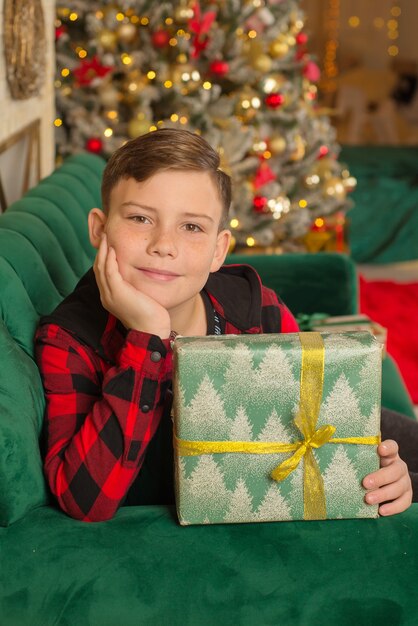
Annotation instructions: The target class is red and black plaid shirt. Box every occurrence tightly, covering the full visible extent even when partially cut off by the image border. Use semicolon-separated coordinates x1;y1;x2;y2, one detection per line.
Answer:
35;264;299;521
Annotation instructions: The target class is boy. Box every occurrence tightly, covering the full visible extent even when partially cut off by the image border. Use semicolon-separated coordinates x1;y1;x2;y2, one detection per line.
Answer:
35;128;412;522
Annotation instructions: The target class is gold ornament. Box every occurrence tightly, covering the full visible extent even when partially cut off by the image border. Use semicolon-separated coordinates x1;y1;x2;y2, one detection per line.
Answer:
98;29;118;51
289;135;306;162
269;39;289;59
270;136;287;155
235;89;259;122
128;117;151;138
117;22;137;43
323;178;347;201
312;157;334;179
98;84;120;107
252;53;273;73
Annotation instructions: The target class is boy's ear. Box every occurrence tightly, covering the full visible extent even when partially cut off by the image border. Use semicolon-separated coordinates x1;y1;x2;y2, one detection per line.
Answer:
88;208;107;249
210;229;232;273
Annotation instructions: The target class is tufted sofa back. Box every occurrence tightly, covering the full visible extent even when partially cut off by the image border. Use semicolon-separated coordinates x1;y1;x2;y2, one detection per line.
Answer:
0;153;105;525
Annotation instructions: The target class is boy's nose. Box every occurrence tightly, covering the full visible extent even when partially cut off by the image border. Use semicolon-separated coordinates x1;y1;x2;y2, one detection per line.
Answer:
147;227;178;257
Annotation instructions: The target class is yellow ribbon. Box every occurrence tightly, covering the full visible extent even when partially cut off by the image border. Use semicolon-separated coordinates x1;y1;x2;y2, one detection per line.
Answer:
174;332;380;520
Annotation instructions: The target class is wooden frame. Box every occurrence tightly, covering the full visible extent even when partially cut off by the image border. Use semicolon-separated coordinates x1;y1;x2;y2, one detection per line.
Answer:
0;119;41;211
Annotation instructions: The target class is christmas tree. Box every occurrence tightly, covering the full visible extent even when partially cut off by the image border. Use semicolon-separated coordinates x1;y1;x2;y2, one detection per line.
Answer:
55;0;356;251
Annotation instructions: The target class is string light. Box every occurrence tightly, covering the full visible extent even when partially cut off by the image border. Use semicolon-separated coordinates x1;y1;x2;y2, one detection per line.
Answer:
387;2;400;55
322;0;340;93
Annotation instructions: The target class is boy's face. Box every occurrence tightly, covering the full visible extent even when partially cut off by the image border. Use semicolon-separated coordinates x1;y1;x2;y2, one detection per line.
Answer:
88;170;231;314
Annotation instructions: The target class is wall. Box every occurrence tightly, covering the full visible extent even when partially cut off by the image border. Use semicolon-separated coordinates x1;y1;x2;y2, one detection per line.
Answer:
0;0;56;208
302;0;417;72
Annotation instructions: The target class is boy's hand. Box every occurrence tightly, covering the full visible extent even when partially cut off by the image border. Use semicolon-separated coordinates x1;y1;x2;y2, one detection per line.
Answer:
363;439;412;516
94;234;171;338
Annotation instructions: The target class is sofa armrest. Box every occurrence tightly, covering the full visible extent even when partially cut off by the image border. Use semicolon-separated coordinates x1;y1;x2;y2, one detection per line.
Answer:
226;252;358;317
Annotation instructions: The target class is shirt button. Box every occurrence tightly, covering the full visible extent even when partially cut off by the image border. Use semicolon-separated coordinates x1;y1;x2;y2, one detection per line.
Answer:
150;351;162;362
141;405;150;413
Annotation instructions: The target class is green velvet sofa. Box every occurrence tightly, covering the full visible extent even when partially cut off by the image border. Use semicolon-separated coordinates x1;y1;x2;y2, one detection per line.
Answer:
1;153;417;626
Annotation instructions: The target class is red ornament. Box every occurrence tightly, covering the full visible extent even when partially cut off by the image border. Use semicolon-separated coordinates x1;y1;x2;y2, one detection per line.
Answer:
209;60;229;77
85;138;103;154
55;25;66;41
253;195;269;213
318;145;329;159
296;33;308;45
303;61;321;82
265;93;285;109
73;56;113;86
152;29;171;48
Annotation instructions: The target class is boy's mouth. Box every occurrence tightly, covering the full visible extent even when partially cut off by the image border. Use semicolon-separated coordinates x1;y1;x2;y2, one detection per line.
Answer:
137;267;180;281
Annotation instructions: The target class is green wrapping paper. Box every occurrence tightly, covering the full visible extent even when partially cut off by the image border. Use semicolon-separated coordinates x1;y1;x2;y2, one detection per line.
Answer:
172;332;382;525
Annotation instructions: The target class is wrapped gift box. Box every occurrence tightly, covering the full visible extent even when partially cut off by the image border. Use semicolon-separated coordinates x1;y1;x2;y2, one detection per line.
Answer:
172;332;382;526
298;314;387;356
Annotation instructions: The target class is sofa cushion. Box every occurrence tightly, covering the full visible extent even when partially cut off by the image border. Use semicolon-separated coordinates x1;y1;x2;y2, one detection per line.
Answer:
0;306;47;525
226;253;358;316
1;504;418;625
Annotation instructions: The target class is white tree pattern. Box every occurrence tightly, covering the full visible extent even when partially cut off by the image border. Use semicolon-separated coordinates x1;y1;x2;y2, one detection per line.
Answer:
320;373;364;437
222;343;256;410
254;344;299;406
357;351;381;414
230;406;253;441
257;408;293;443
255;483;293;521
323;446;377;518
182;455;231;523
183;374;229;440
224;478;255;523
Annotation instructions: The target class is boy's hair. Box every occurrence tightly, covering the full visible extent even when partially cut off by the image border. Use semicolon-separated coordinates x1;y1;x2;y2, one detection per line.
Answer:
101;128;232;230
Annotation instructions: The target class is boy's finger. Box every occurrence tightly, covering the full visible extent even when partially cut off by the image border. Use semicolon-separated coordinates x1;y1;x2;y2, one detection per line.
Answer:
365;477;407;505
94;234;107;274
378;439;398;460
379;491;412;516
363;460;405;489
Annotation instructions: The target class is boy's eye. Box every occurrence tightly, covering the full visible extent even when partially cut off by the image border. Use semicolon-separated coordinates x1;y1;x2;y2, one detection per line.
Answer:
184;223;203;233
129;215;151;224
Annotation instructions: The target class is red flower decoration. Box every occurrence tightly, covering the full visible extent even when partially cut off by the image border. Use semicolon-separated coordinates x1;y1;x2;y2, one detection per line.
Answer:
254;160;277;189
189;2;217;59
73;56;113;87
265;93;285;109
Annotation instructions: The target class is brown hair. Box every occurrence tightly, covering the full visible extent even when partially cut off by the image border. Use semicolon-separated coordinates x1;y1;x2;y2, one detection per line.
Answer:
101;128;231;229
